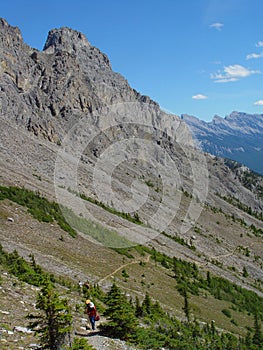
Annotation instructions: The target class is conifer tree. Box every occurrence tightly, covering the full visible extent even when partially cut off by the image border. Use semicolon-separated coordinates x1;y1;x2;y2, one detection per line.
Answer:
245;330;253;349
151;247;157;266
27;278;72;350
210;320;216;336
173;257;179;279
242;266;249;278
142;291;152;316
135;296;143;318
71;337;96;349
101;282;138;341
206;271;211;287
252;313;263;347
182;289;190;322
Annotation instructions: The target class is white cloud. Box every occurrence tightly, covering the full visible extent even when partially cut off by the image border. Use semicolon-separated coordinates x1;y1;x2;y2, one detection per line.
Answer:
256;41;263;47
211;64;260;83
246;52;263;60
254;100;263;106
192;94;208;100
209;22;224;31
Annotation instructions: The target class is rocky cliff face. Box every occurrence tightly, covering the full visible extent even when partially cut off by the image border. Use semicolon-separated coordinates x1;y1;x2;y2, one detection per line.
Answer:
0;18;192;146
0;17;262;236
182;112;263;175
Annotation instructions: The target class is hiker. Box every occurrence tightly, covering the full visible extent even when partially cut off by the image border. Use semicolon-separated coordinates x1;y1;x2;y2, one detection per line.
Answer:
82;281;90;298
84;281;90;290
86;299;97;331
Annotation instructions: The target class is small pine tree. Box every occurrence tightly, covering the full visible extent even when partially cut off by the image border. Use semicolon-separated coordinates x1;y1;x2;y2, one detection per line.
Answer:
210;320;216;336
182;289;190;322
242;266;249;278
135;296;143;318
101;282;138;341
173;257;179;279
245;330;253;349
152;247;157;266
134;212;140;223
161;256;169;268
29;253;45;283
142;292;152;316
206;271;211;287
252;313;263;347
71;337;96;349
27;278;72;350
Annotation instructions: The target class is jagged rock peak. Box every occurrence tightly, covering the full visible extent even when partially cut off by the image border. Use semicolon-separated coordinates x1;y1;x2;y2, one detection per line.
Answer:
43;26;111;68
0;18;23;45
43;27;91;54
0;18;10;28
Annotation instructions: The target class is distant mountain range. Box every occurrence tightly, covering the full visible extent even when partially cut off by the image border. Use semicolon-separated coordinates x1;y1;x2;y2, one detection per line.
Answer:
182;111;263;175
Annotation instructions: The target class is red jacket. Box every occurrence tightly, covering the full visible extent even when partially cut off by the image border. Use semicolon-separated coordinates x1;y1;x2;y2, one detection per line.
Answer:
87;305;96;317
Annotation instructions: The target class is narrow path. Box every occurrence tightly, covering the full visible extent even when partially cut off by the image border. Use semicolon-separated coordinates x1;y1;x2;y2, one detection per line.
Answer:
213;246;239;260
98;253;151;284
211;237;262;261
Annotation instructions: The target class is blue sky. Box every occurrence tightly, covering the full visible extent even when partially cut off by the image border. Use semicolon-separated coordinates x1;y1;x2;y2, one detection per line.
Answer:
1;0;263;121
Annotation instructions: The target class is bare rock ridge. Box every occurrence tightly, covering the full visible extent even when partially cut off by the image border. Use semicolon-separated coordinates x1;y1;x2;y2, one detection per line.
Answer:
0;18;262;211
1;18;179;144
0;17;262;238
182;112;263;175
43;27;93;54
0;17;23;48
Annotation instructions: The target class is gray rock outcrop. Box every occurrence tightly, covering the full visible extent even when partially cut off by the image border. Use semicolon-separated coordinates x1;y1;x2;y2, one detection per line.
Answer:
0;17;262;230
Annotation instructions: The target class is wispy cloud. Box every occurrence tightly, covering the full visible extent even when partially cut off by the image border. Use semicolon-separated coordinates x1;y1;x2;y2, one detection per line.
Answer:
254;100;263;106
256;41;263;47
192;94;208;100
246;40;263;60
209;22;224;31
246;52;263;60
211;64;260;83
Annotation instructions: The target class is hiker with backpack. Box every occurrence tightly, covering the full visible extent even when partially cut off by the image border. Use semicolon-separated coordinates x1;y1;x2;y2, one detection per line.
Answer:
86;299;99;331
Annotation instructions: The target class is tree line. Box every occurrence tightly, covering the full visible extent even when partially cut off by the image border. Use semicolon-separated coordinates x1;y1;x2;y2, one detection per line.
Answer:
1;244;263;349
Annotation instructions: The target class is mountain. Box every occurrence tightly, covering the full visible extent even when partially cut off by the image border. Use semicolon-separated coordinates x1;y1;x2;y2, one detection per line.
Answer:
182;112;263;175
0;19;263;349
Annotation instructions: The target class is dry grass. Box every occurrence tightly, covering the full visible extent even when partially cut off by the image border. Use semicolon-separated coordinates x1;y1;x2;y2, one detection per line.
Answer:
0;193;262;345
